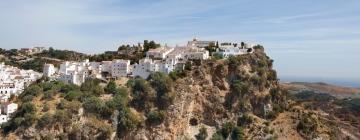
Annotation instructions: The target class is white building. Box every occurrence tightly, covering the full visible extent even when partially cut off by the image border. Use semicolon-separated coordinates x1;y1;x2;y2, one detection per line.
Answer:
187;38;216;48
0;63;42;97
55;59;133;85
215;43;254;58
132;58;158;79
58;60;92;85
0;115;8;124
0;95;9;102
2;102;18;115
43;64;56;77
111;59;131;78
101;61;113;73
146;47;174;59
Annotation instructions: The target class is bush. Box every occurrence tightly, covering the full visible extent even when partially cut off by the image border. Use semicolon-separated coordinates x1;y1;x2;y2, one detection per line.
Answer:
22;85;43;98
83;96;104;116
38;113;54;128
297;113;318;138
65;90;82;101
23;113;37;126
195;126;208;140
237;113;253;126
231;127;245;140
20;102;37;115
128;78;155;111
146;110;165;125
211;132;224;140
231;80;250;96
42;90;54;100
42;103;50;112
148;72;175;109
60;84;80;93
185;61;192;70
253;45;264;51
117;108;142;137
169;70;186;81
105;80;117;94
54;110;72;125
221;122;235;138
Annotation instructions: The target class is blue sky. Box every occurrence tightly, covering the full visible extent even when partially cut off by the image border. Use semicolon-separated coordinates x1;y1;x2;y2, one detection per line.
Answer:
1;0;360;86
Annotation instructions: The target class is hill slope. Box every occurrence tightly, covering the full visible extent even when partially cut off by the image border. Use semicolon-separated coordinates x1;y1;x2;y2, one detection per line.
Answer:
1;46;355;140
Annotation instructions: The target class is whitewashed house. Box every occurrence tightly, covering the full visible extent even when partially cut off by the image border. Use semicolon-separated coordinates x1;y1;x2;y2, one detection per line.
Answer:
0;115;8;124
0;63;42;97
132;58;157;79
43;64;56;77
146;47;174;59
0;95;9;102
111;59;131;78
215;43;253;58
2;102;18;115
101;61;113;74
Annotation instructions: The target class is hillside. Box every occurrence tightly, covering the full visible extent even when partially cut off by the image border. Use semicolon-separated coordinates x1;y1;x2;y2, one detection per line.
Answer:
0;46;355;140
283;82;360;140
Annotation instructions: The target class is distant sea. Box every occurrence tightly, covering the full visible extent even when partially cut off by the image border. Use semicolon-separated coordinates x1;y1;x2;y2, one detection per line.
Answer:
280;76;360;88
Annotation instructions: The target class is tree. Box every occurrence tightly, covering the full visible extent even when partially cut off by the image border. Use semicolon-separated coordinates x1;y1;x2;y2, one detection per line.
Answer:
65;90;82;101
117;108;142;137
231;127;245;140
82;96;104;116
146;110;165;125
20;102;37;115
105;80;117;94
148;72;175;109
195;126;208;140
54;110;72;125
185;61;192;70
221;122;234;138
211;132;224;140
241;42;245;48
38;113;54;128
143;40;160;52
205;42;217;55
128;78;155;111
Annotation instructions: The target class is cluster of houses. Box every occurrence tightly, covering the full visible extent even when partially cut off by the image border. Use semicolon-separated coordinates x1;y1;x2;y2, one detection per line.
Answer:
0;62;42;124
0;62;42;97
44;39;255;85
20;47;47;55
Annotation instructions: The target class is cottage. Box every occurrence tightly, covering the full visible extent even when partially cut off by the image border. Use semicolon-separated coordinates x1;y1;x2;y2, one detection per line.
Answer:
2;102;18;115
146;47;174;59
111;59;131;78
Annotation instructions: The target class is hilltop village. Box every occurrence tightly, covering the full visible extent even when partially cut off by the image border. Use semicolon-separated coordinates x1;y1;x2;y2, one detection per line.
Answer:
0;38;255;125
44;39;255;85
0;38;357;140
0;63;42;124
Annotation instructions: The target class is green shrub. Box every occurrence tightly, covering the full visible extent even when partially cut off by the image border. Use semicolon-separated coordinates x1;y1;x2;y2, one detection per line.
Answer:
23;113;37;126
231;127;245;140
105;80;117;94
195;126;208;140
83;96;104;116
65;90;82;101
128;78;155;111
211;132;224;140
54;110;72;125
221;122;235;138
20;102;37;115
117;108;142;137
38;113;54;128
146;110;165;125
